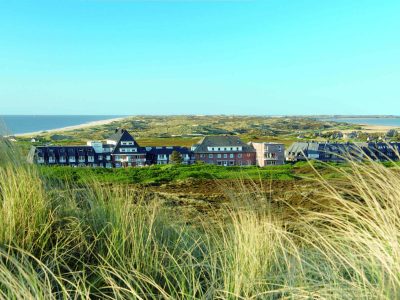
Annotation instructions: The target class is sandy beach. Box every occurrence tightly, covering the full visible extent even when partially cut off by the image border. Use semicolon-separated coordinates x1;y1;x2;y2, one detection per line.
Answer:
341;124;399;134
360;124;400;133
15;116;130;137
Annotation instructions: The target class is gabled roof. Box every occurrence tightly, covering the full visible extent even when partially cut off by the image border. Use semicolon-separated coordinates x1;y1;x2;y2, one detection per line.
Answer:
108;128;136;144
108;129;145;154
193;136;255;153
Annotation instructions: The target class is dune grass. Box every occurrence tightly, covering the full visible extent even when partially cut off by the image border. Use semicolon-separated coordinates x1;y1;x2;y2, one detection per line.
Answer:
1;140;400;299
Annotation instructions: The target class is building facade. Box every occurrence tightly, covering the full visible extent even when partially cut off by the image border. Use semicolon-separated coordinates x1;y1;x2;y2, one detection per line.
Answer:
105;129;147;167
250;142;285;166
28;145;111;167
28;128;196;168
192;136;256;166
145;146;195;165
285;142;400;162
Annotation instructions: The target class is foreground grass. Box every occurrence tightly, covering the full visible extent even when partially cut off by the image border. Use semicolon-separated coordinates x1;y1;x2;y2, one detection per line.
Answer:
1;142;400;298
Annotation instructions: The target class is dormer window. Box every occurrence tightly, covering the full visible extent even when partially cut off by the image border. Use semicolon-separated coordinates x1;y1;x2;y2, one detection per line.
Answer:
121;141;134;146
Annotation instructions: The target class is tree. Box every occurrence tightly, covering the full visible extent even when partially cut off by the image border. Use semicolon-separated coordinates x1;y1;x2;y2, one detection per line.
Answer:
170;151;183;164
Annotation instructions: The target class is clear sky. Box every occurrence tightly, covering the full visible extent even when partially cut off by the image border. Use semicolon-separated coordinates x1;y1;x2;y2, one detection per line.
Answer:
0;0;399;115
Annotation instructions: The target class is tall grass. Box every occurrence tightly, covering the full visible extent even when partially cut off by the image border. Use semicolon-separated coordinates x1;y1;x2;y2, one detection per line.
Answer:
1;141;400;299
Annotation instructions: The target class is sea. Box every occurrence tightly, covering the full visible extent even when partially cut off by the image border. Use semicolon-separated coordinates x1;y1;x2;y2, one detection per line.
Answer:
323;117;400;127
0;115;124;135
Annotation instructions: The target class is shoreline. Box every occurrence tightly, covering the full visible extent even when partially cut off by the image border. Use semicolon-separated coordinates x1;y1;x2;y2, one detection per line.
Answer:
14;116;130;137
341;123;400;133
360;124;400;133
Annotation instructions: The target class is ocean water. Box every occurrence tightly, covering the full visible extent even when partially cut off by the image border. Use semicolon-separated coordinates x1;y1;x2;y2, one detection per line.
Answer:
0;115;124;135
324;117;400;127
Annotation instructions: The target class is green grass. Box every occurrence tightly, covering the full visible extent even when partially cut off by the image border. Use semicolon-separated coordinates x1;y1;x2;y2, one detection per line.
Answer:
2;139;400;298
39;163;297;185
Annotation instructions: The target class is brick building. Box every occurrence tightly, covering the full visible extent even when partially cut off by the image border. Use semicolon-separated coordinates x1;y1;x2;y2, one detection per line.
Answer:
191;136;256;166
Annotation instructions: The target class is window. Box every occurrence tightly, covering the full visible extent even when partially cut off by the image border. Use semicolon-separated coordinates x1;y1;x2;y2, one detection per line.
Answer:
238;154;242;158
217;154;222;158
48;156;55;163
209;154;213;158
69;157;76;163
230;154;234;158
229;161;234;166
88;156;94;162
121;141;134;146
78;156;85;162
59;156;66;163
223;154;227;158
98;155;103;160
106;155;111;160
200;154;205;158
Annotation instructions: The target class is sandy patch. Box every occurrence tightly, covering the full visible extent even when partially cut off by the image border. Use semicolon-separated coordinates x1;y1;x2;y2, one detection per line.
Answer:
15;116;130;137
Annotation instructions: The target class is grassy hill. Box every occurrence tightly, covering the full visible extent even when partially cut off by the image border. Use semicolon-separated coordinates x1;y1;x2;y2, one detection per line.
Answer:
16;115;358;148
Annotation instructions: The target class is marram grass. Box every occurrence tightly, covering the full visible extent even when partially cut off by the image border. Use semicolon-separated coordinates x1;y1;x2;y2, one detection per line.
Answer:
1;142;400;299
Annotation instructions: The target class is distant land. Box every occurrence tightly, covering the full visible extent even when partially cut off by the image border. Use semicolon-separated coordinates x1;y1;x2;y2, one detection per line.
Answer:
2;115;400;137
316;116;400;127
316;115;400;119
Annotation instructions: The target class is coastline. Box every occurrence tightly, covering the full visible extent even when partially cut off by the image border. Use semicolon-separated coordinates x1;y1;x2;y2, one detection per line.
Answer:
14;116;129;137
361;124;400;132
341;123;400;134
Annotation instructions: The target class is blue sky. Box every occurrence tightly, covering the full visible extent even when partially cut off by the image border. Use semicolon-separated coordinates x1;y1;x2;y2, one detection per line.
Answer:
0;0;399;115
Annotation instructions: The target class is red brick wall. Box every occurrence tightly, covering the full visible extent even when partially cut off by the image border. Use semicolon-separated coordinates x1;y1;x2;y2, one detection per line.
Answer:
195;152;256;166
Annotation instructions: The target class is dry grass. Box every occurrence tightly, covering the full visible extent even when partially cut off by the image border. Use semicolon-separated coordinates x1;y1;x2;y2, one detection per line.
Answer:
1;140;400;299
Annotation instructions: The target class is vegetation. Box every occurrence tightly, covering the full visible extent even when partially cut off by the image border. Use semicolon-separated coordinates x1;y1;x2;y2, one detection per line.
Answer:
39;163;296;185
2;140;400;298
15;115;352;147
169;150;183;164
